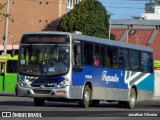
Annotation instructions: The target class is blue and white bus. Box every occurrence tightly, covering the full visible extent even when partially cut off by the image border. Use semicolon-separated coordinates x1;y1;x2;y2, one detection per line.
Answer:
16;31;154;109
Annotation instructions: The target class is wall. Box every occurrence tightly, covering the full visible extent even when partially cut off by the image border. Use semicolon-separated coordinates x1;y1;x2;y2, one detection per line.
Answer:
0;0;66;48
154;70;160;97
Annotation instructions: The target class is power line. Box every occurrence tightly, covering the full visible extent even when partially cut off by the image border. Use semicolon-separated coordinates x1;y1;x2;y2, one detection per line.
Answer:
101;1;147;5
104;5;144;9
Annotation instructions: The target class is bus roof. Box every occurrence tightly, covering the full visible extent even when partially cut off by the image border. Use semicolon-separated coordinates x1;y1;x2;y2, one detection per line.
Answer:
72;33;153;53
22;31;153;53
0;54;18;61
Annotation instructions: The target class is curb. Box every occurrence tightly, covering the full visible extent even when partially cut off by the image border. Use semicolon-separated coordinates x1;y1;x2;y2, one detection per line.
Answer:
0;93;16;96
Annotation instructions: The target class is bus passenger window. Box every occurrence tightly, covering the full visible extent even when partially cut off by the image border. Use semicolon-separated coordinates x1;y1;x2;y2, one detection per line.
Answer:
141;52;149;73
101;46;108;67
118;49;129;69
94;44;101;66
74;44;81;66
107;46;118;68
7;60;17;73
0;63;4;75
93;55;100;66
83;43;93;66
129;50;140;71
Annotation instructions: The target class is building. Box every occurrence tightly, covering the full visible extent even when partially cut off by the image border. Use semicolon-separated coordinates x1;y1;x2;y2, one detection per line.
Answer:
143;0;160;20
111;19;160;60
67;0;83;10
0;0;66;54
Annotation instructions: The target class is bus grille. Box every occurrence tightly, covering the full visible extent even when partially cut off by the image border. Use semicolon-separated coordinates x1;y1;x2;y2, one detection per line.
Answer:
33;90;51;94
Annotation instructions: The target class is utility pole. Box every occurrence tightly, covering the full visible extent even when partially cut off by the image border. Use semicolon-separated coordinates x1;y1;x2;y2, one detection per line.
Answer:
107;12;114;40
3;0;10;55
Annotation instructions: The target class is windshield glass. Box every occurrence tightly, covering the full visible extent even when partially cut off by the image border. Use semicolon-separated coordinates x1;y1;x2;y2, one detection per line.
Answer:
18;44;70;76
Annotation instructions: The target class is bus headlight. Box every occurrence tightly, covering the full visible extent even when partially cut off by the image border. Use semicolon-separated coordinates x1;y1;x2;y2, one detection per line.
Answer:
57;79;69;88
19;80;29;88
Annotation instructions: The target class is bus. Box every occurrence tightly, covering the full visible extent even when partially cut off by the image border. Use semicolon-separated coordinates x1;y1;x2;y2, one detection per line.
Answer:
16;32;154;109
0;54;18;93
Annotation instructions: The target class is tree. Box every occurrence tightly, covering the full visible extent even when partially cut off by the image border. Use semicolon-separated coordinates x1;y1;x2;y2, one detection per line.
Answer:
58;0;115;39
0;3;6;16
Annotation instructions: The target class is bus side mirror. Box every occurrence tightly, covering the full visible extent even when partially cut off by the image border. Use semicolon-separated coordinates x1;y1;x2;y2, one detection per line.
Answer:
11;49;15;57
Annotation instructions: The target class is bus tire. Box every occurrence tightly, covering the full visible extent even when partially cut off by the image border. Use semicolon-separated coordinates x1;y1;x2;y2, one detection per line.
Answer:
34;98;45;106
125;88;137;109
79;85;91;108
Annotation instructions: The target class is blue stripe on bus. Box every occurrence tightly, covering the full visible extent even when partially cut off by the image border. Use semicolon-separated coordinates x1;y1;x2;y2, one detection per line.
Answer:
72;66;154;91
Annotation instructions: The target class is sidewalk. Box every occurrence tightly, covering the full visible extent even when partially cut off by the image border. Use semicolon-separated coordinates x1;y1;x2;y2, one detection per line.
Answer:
152;96;160;101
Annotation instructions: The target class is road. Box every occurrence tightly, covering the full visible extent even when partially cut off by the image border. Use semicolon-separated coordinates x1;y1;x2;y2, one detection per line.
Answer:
0;95;160;119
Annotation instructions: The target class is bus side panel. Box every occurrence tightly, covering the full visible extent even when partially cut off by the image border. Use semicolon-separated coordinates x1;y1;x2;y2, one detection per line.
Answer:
72;66;154;101
72;66;129;100
4;74;17;92
136;73;154;101
136;74;154;91
72;66;127;88
0;75;4;91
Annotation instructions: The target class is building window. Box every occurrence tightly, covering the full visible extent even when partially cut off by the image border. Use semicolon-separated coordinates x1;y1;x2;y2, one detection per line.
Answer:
67;0;83;9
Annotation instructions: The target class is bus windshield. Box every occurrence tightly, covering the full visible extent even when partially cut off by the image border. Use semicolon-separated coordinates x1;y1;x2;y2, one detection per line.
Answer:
18;44;70;76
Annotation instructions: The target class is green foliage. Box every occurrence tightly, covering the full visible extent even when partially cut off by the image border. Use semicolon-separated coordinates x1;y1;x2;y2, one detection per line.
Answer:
0;3;6;16
58;0;115;39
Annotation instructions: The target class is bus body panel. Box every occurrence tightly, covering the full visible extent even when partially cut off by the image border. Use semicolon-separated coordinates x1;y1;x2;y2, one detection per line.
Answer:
72;66;154;101
0;76;4;91
0;54;18;93
4;73;17;92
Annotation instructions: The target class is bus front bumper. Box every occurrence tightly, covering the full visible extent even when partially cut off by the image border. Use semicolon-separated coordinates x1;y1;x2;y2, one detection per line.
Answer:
16;83;83;99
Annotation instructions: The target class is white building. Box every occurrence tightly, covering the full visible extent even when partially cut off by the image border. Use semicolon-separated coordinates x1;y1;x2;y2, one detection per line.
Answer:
142;0;160;20
67;0;83;10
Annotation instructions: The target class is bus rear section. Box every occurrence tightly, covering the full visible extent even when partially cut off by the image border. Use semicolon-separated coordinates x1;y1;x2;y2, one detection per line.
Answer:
0;54;18;93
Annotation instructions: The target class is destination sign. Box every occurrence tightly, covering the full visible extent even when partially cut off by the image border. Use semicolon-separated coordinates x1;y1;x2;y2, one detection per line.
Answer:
21;34;70;44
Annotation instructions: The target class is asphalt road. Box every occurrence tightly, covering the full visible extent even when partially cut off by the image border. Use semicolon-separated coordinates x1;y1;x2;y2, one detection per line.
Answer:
0;95;160;120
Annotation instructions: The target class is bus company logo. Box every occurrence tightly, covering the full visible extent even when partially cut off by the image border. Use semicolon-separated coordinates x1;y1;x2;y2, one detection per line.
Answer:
101;71;119;84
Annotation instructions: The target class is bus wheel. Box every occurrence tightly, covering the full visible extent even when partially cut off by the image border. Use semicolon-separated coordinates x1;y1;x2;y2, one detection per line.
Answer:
79;85;91;108
34;98;45;106
125;88;137;109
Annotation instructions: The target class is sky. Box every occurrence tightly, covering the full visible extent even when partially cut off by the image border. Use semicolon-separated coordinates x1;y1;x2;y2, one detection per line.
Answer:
99;0;149;19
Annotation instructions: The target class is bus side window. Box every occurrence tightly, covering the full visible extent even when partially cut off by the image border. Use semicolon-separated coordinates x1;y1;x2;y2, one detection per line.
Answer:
101;46;107;67
0;63;5;75
74;44;81;65
83;43;93;66
94;44;101;66
129;50;140;71
141;52;149;73
7;60;17;73
107;46;118;68
118;48;129;70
